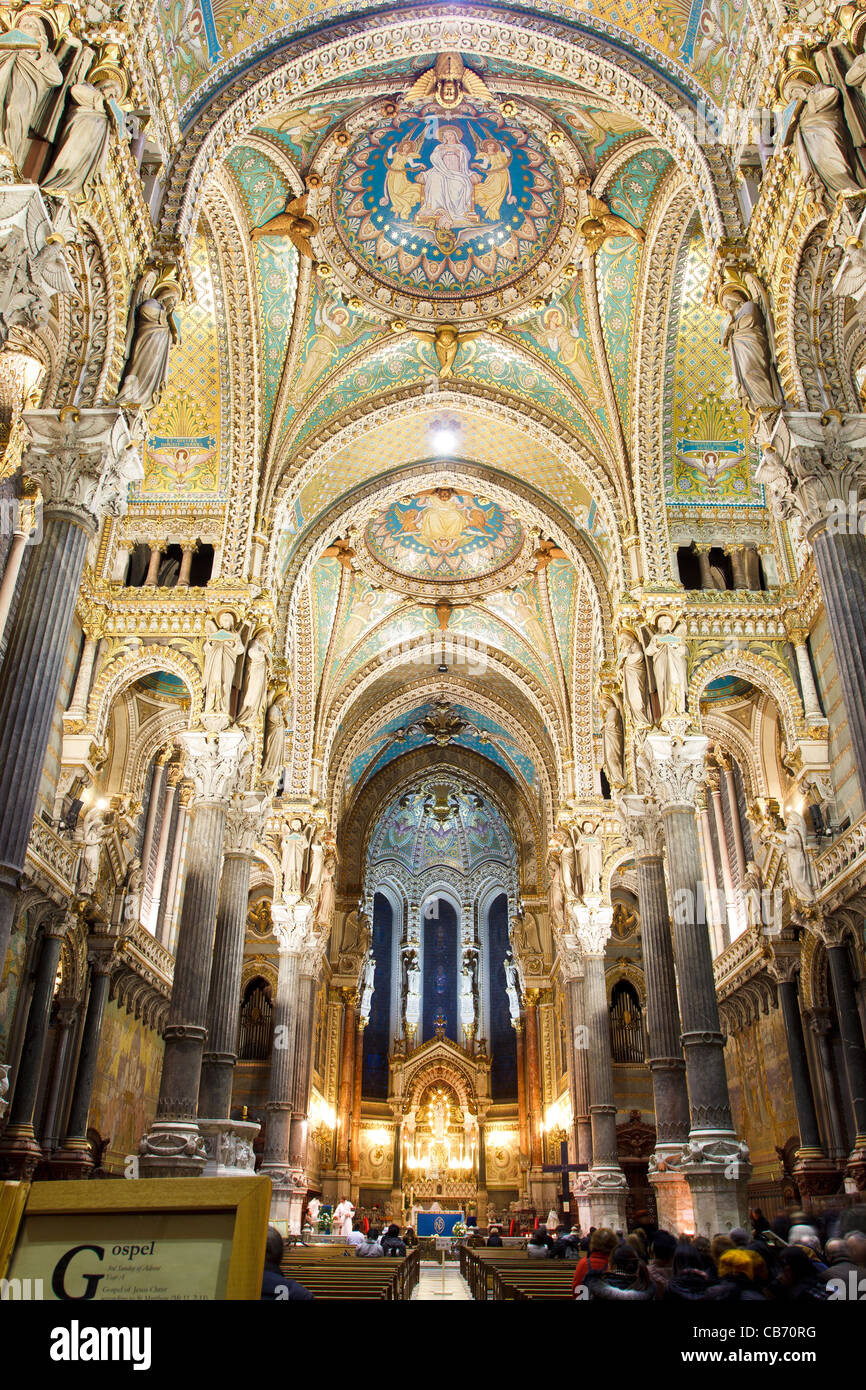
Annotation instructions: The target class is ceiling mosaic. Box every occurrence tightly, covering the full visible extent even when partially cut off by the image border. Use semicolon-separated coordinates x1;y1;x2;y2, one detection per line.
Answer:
367;779;515;877
663;216;755;506
139;231;225;499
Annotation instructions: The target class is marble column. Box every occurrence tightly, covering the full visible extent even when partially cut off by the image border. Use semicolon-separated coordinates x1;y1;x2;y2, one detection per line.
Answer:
760;411;866;802
768;951;838;1196
145;763;182;934
336;988;358;1177
144;543;164;585
64;624;104;729
0;522;29;643
177;543;196;587
719;757;747;886
787;628;825;725
523;989;544;1174
560;948;592;1230
513;1016;529;1168
729;545;749;589
641;733;750;1234
289;948;321;1177
820;919;866;1187
140;748;171;917
570;903;629;1228
51;941;116;1178
697;801;727;957
695;545;714;591
350;1017;366;1195
0;408;142;980
707;767;737;942
39;998;78;1152
139;729;246;1177
620;795;694;1232
0;910;72;1178
261;902;318;1228
158;780;192;950
198;793;268;1174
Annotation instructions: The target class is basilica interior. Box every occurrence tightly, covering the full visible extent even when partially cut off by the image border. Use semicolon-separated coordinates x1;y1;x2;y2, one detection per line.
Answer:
2;0;866;1256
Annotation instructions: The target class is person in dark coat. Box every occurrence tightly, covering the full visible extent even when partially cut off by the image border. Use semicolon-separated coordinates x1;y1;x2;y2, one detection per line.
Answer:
772;1245;830;1302
663;1242;718;1302
703;1249;767;1301
584;1243;656;1302
486;1227;504;1248
381;1223;407;1257
260;1226;314;1300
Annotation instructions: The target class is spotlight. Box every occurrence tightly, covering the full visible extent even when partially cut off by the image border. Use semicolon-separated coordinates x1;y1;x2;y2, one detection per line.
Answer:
431;427;456;455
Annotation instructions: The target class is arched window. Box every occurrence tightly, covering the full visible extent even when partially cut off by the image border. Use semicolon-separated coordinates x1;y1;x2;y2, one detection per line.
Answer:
238;977;273;1060
609;980;644;1064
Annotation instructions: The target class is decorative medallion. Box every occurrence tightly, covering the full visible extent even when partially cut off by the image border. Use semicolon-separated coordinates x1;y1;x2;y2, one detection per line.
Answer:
358;486;533;599
312;91;581;326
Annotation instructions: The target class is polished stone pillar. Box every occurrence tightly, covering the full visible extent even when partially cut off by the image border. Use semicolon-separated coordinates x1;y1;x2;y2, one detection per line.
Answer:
52;943;116;1178
820;920;866;1186
787;627;825;725
158;780;192;950
144;543;163;585
642;733;750;1234
349;1017;366;1194
145;763;182;934
261;902;317;1228
289;952;321;1174
560;949;592;1230
63;623;104;729
336;988;358;1175
198;792;267;1125
0;408;142;979
523;989;544;1172
0;910;71;1178
140;748;171;917
177;544;195;587
0;521;29;643
139;729;245;1177
768;952;838;1196
707;767;738;941
620;795;694;1232
697;801;727;957
719;757;747;886
571;902;629;1228
759;411;866;801
39;998;78;1151
513;1016;529;1165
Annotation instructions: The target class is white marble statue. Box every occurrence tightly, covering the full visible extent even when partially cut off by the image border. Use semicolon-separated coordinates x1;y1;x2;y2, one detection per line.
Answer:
236;634;270;727
503;951;520;1020
577;823;604;898
783;812;815;903
547;845;565;929
360;953;376;1020
315;847;336;927
793;83;864;201
201;612;244;717
644;613;689;720
281;817;311;897
559;835;577;900
79;805;108;895
122;855;144;924
117;278;181;408
619;632;650;727
260;696;288;785
600;690;625;785
0;17;62;170
41;77;123;200
720;282;784;414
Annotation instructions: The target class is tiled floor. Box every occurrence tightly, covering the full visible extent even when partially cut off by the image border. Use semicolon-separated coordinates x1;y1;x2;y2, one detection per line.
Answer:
411;1260;473;1300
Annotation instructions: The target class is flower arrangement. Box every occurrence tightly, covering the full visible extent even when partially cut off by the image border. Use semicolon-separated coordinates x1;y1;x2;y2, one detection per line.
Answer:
318;1209;332;1233
452;1220;467;1239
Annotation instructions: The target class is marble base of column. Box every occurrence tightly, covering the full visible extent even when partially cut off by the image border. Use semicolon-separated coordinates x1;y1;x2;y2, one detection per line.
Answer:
684;1163;751;1238
844;1141;866;1192
268;1176;307;1232
198;1118;260;1176
575;1168;629;1231
648;1167;695;1235
792;1148;843;1198
0;1124;45;1181
138;1119;207;1177
48;1136;95;1181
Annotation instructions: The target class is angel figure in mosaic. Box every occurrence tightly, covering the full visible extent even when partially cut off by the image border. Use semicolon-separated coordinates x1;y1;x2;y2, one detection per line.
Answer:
290;297;371;404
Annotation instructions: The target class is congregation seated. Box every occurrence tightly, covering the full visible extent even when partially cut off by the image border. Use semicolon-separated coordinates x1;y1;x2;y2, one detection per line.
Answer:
355;1226;385;1257
526;1228;551;1259
584;1243;655;1302
381;1224;407;1258
261;1226;314;1301
402;1227;418;1247
486;1227;503;1248
572;1226;618;1294
346;1221;365;1249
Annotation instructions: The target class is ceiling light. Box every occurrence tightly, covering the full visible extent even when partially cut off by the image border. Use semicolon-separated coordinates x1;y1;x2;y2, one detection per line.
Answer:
431;427;456;454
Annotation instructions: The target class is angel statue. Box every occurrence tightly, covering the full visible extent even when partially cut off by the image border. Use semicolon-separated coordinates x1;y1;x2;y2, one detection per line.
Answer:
412;323;480;378
117;271;181;408
260;692;289;786
251;194;320;258
718;274;784;415
202;611;245;717
781;811;816;904
402;52;498;110
575;175;645;257
0;16;62;170
644;612;689;721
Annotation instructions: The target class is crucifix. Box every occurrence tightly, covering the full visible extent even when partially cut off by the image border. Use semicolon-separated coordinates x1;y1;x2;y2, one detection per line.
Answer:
541;1138;588;1216
433;1012;447;1039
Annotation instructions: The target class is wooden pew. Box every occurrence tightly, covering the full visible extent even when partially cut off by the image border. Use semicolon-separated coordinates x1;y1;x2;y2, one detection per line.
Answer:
280;1243;420;1300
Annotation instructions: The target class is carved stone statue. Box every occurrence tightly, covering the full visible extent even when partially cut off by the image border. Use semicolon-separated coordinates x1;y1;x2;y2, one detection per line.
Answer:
546;844;565;929
600;690;625;785
460;948;477;1029
260;695;288;785
315;845;336;927
559;834;577;900
619;631;650;727
782;812;815;903
742;859;764;929
360;953;376;1019
577;822;604;899
281;817;312;897
78;804;109;895
117;276;181;408
0;203;76;347
720;282;784;414
202;611;244;717
644;613;689;721
41;76;123;200
403;948;421;1030
503;951;520;1020
792;83;864;201
305;832;325;905
236;633;270;727
0;17;62;170
122;855;144;924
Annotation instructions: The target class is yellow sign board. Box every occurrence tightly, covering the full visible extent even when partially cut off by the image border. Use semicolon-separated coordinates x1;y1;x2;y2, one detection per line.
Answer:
0;1176;271;1301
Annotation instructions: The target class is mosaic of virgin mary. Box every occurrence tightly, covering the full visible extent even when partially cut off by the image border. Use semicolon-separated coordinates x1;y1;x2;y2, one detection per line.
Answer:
334;110;560;295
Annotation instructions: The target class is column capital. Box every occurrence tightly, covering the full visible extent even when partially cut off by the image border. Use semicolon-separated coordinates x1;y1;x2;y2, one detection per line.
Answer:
766;948;801;986
756;410;866;538
571;901;613;956
556;940;585;982
22;406;144;526
223;790;270;857
270;899;315;954
165;762;185;789
638;732;708;810
177;729;247;807
44;907;77;939
617;793;664;860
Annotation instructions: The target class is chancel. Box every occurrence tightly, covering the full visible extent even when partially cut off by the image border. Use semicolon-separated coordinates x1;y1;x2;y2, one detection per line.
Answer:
1;0;866;1314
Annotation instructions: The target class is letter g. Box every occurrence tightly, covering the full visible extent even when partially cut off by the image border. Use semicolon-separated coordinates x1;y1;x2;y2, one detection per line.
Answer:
51;1244;105;1300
